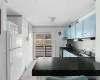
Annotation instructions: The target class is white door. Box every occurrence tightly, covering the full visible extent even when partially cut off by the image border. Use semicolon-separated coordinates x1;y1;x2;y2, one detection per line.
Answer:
34;33;52;59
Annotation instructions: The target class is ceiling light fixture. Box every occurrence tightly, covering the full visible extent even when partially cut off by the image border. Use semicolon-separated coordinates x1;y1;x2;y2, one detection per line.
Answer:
49;17;56;22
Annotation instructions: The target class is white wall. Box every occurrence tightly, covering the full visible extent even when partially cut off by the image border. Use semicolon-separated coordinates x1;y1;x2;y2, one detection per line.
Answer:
7;16;22;34
22;18;33;69
96;0;100;63
79;9;95;22
33;27;66;57
68;40;95;52
55;28;67;57
28;24;33;64
0;0;7;80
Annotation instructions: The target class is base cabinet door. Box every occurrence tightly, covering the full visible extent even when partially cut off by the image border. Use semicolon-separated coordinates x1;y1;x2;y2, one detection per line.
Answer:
63;50;77;57
63;50;69;57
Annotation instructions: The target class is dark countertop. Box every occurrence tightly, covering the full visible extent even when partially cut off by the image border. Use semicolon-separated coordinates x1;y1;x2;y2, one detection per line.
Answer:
32;57;100;76
60;47;95;58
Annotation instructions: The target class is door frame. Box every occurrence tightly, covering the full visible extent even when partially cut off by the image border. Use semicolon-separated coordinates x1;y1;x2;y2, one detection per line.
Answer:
33;32;53;59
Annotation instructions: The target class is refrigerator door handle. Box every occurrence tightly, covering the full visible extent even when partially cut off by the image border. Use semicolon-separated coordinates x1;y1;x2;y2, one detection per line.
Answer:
10;34;13;65
10;34;12;49
10;51;13;65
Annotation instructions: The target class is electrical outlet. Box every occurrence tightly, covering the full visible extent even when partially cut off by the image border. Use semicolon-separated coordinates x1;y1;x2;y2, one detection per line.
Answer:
25;66;27;71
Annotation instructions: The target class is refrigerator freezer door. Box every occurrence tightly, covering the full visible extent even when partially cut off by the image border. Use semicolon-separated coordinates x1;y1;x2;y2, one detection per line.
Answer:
7;31;22;50
16;34;22;47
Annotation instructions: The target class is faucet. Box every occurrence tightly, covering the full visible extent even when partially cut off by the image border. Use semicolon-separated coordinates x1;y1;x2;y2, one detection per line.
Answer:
81;49;86;54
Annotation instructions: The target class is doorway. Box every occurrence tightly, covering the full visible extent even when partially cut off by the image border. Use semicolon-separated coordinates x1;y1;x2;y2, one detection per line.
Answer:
34;33;52;58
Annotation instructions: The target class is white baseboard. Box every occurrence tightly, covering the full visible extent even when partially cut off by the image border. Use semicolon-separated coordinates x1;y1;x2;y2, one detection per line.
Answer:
26;59;33;69
18;60;33;80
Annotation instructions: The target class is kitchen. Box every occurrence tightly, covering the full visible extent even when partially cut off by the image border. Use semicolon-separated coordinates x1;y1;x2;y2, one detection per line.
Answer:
60;9;95;59
0;0;100;80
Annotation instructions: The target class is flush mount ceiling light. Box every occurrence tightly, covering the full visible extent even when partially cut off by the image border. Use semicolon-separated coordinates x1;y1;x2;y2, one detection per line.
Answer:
49;17;56;22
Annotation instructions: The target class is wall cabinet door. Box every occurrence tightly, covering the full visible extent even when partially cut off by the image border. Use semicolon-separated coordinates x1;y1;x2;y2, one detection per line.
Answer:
83;16;91;37
83;14;96;38
67;27;71;39
76;22;83;38
64;27;68;37
90;14;96;37
64;14;96;39
70;25;76;39
64;29;67;37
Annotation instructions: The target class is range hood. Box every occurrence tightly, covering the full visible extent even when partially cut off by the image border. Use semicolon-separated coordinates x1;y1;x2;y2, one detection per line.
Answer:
73;37;95;41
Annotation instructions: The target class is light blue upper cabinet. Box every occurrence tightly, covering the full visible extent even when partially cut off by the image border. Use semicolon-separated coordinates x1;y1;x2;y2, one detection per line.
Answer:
64;28;67;37
67;27;71;39
75;22;83;38
83;14;96;38
83;16;91;37
70;25;76;39
90;14;96;37
64;13;96;39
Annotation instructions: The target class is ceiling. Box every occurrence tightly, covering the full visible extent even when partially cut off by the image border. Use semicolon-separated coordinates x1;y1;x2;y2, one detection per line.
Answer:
7;0;95;27
7;7;20;15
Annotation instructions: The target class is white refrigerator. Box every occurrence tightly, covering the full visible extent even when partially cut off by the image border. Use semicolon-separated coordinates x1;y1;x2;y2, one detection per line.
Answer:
6;21;23;80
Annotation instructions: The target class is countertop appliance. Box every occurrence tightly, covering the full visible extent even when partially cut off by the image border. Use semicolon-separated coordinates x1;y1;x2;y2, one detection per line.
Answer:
66;44;72;49
6;21;23;80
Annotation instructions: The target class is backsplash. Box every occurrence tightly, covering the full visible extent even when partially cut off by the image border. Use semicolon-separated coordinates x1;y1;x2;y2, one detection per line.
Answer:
67;40;95;52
